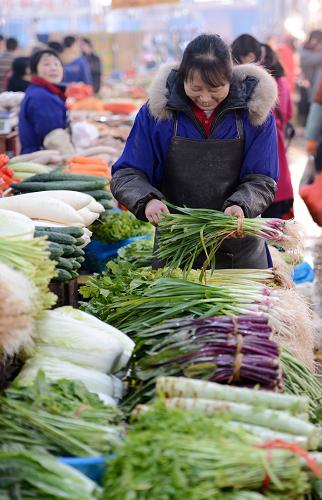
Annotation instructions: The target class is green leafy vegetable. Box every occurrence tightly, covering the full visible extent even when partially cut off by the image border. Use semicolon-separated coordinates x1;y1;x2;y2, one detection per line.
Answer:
91;210;153;243
0;372;123;456
102;402;311;499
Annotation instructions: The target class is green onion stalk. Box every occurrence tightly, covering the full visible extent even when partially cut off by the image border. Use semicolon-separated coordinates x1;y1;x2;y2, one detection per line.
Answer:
100;278;308;345
157;204;303;280
0;235;57;313
281;350;322;424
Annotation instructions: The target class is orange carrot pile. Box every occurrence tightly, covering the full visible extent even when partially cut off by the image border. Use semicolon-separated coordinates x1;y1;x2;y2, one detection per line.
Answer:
64;156;111;179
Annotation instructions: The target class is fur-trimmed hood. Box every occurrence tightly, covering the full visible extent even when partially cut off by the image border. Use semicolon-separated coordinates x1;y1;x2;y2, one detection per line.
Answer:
148;62;278;127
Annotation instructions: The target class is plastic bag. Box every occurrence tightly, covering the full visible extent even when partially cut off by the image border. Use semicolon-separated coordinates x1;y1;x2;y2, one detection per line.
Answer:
71;121;99;148
299;169;322;225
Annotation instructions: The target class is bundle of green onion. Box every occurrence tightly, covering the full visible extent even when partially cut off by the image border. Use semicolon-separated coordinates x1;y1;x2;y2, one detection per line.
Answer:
0;445;101;499
0;372;123;457
101;278;304;343
281;350;322;423
103;402;318;499
157;204;303;278
0;235;57;312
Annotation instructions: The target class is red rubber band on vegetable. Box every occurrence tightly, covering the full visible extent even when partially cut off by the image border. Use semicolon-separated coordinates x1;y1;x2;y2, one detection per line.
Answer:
257;439;321;486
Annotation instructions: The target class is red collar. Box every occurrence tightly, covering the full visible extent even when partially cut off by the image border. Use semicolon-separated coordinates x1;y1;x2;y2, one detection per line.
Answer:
31;76;66;101
191;103;222;137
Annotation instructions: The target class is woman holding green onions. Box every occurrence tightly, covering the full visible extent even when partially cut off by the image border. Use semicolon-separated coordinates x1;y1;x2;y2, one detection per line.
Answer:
111;34;279;269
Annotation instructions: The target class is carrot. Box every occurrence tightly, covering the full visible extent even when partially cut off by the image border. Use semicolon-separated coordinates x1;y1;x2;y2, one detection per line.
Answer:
68;162;108;172
68;156;107;166
65;168;110;178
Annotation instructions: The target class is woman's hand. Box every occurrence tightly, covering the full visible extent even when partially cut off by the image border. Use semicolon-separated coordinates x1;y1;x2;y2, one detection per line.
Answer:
224;205;244;237
145;199;170;226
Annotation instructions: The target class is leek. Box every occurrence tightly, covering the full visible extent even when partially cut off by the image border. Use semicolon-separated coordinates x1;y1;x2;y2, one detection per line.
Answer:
157;204;303;279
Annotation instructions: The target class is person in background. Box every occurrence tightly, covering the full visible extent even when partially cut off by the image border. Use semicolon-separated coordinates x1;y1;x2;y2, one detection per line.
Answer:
7;57;30;92
81;38;102;93
261;44;294;219
300;30;322;103
111;34;278;269
231;33;262;64
47;41;64;55
0;37;19;92
0;35;5;55
61;36;92;86
18;49;67;153
232;34;294;219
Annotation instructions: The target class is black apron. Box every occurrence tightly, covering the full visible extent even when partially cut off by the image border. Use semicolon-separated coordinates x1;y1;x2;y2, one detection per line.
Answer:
154;112;268;269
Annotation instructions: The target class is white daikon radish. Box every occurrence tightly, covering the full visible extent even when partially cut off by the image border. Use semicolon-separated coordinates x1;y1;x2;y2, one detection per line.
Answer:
78;206;100;226
0;209;35;240
0;195;84;226
83;228;92;237
32;220;67;227
86;199;105;214
32;190;93;210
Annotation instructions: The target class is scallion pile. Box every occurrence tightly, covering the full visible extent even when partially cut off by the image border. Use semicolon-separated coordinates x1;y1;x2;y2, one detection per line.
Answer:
0;235;57;312
157;204;303;278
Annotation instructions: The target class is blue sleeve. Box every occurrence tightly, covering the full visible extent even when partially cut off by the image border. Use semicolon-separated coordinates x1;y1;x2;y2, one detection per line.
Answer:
28;97;66;138
112;103;170;187
241;112;279;182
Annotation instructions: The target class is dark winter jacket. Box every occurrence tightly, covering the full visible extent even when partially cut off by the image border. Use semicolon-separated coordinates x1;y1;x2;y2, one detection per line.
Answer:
83;53;102;93
18;84;67;153
111;63;278;221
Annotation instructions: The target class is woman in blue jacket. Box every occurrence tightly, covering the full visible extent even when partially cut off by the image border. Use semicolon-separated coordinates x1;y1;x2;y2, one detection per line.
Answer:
19;49;67;154
111;34;279;269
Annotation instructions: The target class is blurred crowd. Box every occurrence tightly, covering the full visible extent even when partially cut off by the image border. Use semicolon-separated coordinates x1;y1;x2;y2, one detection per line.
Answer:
0;34;102;94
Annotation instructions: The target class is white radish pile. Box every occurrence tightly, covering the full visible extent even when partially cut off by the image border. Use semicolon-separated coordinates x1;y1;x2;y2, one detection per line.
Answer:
0;191;103;229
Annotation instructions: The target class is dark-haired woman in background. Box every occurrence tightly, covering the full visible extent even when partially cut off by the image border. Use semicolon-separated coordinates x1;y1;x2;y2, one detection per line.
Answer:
111;34;278;269
18;49;67;153
7;57;30;92
232;35;293;219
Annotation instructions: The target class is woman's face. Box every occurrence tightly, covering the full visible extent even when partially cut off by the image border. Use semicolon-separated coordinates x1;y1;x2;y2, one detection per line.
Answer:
184;70;230;112
37;54;63;84
240;52;257;64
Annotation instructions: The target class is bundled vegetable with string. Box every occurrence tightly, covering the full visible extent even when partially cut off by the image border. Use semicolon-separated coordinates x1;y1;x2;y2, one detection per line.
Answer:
123;316;283;412
157;204;303;278
102;401;321;499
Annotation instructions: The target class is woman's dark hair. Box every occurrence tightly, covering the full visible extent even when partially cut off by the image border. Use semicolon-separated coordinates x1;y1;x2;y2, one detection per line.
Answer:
177;34;233;88
47;41;63;54
6;37;18;52
305;30;322;49
29;49;63;75
262;43;285;79
231;34;262;64
63;36;77;49
12;57;29;78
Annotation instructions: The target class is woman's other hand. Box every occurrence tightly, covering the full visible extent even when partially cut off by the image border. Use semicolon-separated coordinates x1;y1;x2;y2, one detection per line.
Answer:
145;199;170;226
224;205;244;219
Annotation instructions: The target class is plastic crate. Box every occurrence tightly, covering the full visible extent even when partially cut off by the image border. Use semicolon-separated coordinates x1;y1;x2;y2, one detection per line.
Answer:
59;456;107;483
83;235;151;273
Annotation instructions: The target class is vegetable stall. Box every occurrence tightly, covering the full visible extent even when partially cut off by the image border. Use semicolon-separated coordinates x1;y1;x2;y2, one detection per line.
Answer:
0;134;322;498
